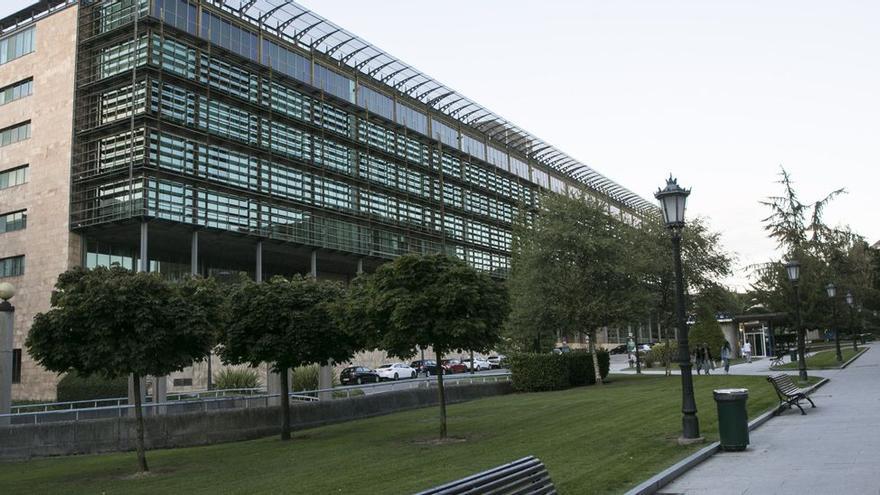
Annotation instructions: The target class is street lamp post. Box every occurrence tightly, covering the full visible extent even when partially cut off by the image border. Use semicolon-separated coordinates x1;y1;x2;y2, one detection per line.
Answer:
655;176;701;442
785;260;807;382
846;291;858;352
826;283;842;363
0;282;15;425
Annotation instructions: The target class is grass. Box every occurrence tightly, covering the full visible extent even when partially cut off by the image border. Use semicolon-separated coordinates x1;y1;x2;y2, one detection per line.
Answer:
772;347;865;370
0;374;789;494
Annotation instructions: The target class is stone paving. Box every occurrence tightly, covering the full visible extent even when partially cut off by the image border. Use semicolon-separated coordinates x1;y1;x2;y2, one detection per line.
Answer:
661;344;878;495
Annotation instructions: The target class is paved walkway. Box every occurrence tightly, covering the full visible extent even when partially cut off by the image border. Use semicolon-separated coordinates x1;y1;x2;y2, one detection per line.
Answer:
662;344;878;494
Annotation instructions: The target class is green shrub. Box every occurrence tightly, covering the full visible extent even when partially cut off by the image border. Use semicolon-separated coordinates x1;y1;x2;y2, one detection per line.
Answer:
650;342;676;367
213;367;260;389
507;353;569;392
642;351;655;368
56;371;128;402
565;350;611;386
292;364;318;391
508;351;610;392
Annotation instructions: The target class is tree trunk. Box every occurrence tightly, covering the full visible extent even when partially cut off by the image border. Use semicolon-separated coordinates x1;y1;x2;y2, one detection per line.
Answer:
469;350;475;374
132;374;149;472
436;350;447;438
279;366;291;441
589;329;603;385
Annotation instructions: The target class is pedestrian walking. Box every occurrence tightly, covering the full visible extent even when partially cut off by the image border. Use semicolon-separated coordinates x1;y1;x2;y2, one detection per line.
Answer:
743;341;752;363
721;341;732;375
702;344;712;375
693;347;703;375
627;336;636;368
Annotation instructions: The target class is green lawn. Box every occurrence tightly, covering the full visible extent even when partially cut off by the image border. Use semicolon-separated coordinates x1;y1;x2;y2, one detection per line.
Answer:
0;374;788;495
773;347;864;370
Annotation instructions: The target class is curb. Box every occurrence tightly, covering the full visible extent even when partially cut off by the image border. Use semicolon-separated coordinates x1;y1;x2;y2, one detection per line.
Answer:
840;347;869;369
624;377;830;495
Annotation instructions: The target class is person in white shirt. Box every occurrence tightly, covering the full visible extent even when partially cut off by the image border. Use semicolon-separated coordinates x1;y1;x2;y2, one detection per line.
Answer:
742;341;752;363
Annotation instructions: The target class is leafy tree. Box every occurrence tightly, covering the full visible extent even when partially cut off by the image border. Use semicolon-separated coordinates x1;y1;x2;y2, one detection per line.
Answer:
341;254;508;438
219;275;355;441
687;307;727;357
508;192;648;384
26;267;221;472
638;215;732;372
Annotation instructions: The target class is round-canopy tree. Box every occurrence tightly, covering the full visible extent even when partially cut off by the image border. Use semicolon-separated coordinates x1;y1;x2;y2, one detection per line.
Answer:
26;267;222;472
343;254;509;438
219;275;357;441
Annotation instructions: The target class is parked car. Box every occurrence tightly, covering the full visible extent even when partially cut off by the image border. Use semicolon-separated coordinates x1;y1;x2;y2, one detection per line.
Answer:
441;359;468;374
486;355;506;369
376;363;417;381
410;359;443;376
461;357;491;371
609;344;628;355
638;344;652;352
339;366;380;385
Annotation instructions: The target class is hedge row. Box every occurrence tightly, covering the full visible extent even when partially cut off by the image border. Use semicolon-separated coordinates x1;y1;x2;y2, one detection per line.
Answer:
507;350;610;393
56;371;128;402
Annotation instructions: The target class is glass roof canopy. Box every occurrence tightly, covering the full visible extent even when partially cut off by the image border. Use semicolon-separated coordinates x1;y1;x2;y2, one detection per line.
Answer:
208;0;657;215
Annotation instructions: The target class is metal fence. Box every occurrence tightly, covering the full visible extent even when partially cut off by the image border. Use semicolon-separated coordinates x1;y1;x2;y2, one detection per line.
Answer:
2;372;510;425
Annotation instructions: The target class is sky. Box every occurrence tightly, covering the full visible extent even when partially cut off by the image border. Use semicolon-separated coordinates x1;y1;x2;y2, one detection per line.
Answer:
4;0;878;291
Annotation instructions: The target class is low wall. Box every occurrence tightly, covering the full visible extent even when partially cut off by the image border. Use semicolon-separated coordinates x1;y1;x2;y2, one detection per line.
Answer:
0;381;511;461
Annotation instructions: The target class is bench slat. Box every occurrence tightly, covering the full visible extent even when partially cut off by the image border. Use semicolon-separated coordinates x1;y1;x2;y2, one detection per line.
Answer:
415;456;555;495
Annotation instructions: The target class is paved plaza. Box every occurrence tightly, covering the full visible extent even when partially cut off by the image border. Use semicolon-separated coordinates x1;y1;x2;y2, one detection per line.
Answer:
661;344;878;494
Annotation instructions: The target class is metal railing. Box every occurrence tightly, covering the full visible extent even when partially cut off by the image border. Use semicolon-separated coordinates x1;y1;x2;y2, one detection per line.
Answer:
2;372;510;425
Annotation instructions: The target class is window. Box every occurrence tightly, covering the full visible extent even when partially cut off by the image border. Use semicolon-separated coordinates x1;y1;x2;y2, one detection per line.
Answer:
357;84;394;120
200;11;258;61
12;349;21;383
0;255;24;277
0;210;26;233
0;165;27;189
0;121;30;147
153;0;197;35
0;27;35;65
0;78;32;106
172;378;192;387
314;64;354;102
395;103;427;135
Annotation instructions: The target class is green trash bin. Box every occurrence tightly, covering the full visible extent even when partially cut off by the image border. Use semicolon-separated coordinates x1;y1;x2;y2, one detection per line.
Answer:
790;350;797;362
714;388;749;451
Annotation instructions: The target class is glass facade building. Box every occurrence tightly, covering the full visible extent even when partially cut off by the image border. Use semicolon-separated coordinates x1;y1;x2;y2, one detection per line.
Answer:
71;0;654;279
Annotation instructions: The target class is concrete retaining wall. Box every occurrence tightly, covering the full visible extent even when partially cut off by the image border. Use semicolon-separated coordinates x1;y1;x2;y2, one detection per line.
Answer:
0;381;511;461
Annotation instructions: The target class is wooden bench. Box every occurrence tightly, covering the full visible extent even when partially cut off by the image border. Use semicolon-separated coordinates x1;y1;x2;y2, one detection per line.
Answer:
414;456;556;495
767;374;816;415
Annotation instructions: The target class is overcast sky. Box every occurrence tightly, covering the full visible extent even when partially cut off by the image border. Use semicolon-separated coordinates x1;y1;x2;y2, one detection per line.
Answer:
4;0;879;291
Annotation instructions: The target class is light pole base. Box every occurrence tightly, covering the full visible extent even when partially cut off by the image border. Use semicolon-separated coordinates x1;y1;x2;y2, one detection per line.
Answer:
677;436;706;446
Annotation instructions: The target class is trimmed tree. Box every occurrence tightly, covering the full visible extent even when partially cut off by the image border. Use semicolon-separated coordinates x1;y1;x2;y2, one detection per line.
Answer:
219;275;355;441
508;192;648;384
26;267;221;473
342;254;508;438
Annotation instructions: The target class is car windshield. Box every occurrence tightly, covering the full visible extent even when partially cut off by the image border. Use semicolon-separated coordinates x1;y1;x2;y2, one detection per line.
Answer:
378;364;392;369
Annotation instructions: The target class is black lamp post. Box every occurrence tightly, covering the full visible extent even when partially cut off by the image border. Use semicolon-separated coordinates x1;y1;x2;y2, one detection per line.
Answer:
846;291;858;352
785;260;807;381
655;176;701;442
826;283;843;363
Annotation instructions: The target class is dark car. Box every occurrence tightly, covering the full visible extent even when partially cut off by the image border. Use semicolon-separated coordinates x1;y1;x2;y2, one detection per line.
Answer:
339;366;380;385
609;344;628;355
410;359;443;376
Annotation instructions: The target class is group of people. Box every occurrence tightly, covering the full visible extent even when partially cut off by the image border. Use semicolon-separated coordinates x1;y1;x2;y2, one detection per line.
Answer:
693;340;751;375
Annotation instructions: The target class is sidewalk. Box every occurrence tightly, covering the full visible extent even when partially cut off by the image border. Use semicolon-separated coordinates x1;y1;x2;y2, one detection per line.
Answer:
661;344;877;494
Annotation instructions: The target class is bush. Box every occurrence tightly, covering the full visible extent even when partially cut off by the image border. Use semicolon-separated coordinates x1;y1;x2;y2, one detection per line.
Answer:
641;351;655;368
689;320;727;359
292;364;319;391
650;342;676;367
213;367;260;389
507;353;569;392
56;371;128;402
508;351;610;392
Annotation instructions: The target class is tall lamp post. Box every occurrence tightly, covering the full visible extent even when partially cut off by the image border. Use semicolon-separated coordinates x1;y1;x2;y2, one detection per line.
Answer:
826;283;842;363
785;260;807;381
845;291;858;352
655;176;701;442
0;282;15;425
